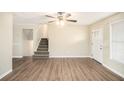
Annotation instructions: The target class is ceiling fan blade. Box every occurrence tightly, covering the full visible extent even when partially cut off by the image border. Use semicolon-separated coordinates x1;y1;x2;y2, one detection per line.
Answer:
66;19;77;22
48;21;55;23
45;15;55;18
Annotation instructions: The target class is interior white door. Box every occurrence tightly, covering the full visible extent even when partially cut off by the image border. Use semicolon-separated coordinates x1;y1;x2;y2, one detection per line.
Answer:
91;29;103;63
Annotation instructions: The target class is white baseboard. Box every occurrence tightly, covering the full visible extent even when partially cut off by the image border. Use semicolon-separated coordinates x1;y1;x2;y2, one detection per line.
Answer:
13;56;23;58
50;56;91;58
0;69;12;79
89;56;94;59
103;63;124;78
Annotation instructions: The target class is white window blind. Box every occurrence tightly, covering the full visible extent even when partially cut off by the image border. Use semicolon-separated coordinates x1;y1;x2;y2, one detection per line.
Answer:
111;20;124;64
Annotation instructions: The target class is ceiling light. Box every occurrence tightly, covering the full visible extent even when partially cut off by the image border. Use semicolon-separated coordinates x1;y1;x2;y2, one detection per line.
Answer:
56;20;59;25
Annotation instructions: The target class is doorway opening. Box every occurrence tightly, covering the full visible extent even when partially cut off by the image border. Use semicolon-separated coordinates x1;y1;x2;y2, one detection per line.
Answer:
23;29;33;56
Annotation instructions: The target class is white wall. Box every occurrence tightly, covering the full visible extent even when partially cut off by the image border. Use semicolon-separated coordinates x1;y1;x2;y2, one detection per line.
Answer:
48;24;90;57
13;25;23;57
13;24;37;57
0;13;13;78
41;24;48;38
33;25;44;51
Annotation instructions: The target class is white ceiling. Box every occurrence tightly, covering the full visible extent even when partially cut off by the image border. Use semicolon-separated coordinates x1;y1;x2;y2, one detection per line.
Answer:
14;12;115;25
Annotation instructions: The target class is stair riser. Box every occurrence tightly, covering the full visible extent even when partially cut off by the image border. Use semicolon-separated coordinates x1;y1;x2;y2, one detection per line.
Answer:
40;40;48;43
41;39;47;40
40;40;48;42
40;42;48;45
34;54;49;56
34;52;49;55
38;47;48;49
39;45;48;47
38;46;48;48
33;55;49;57
33;57;49;60
37;49;48;51
39;44;48;46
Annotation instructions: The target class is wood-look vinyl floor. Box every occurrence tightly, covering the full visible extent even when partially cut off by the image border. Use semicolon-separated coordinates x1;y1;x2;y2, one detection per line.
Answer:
1;57;124;81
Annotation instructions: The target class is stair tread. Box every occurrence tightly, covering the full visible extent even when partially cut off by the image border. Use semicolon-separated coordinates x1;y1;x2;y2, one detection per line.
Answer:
34;38;49;58
35;51;49;52
34;53;49;55
37;48;48;49
37;49;48;51
39;44;48;46
33;56;49;58
34;55;49;57
34;52;49;54
39;43;48;45
39;45;48;47
38;46;48;48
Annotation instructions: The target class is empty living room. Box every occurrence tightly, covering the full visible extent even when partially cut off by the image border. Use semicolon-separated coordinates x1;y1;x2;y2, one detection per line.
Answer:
1;0;124;93
0;12;124;81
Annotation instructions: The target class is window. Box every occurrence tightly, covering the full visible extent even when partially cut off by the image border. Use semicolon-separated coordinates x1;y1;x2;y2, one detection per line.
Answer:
110;20;124;64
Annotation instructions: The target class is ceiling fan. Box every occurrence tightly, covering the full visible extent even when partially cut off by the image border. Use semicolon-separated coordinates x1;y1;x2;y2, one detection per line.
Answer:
45;12;77;24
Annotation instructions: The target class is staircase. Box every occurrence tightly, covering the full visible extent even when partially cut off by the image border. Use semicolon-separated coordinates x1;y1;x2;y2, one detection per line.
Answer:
33;38;49;59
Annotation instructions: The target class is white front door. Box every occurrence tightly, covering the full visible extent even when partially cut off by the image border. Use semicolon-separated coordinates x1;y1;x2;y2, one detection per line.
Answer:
91;29;103;63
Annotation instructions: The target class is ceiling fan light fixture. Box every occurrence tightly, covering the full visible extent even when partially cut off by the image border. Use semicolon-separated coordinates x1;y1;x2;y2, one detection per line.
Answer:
56;20;65;26
45;12;77;25
56;20;60;25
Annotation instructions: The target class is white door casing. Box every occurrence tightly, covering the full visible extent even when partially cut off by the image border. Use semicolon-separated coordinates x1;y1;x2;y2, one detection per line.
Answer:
91;29;103;63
